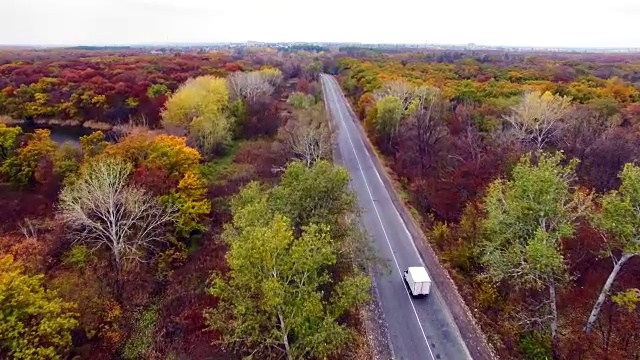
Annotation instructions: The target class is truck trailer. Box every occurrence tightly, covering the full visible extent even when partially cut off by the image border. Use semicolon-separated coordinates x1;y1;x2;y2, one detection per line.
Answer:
403;266;431;297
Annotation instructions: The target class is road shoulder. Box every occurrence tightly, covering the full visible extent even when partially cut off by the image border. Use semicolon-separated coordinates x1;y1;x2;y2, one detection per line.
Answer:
322;77;394;360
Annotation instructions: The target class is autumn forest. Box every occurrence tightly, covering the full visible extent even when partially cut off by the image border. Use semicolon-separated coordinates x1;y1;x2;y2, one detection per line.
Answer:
1;46;640;360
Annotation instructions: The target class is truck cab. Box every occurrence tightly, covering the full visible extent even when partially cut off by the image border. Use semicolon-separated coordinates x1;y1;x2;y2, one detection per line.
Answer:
403;266;431;298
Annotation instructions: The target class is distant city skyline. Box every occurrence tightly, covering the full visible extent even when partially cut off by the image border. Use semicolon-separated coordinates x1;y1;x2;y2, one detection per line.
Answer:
3;0;640;48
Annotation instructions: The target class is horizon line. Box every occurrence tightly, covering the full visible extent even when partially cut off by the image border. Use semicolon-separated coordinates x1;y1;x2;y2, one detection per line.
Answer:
1;41;640;51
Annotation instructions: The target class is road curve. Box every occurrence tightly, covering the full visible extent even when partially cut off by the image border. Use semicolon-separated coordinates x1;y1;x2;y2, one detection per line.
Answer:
321;74;473;360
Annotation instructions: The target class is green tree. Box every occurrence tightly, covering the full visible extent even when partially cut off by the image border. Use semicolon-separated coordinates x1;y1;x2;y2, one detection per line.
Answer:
188;112;232;155
584;163;640;332
0;123;22;163
305;60;323;80
53;142;82;182
146;83;170;98
1;129;56;186
373;95;403;143
0;255;78;360
160;170;211;238
287;92;315;109
125;97;139;109
611;288;640;312
481;151;590;355
269;161;370;266
206;191;369;360
79;131;109;158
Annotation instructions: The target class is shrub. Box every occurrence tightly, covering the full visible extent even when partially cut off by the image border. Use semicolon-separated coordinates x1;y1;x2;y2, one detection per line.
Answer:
63;244;91;269
429;222;451;249
121;305;159;360
518;331;552;360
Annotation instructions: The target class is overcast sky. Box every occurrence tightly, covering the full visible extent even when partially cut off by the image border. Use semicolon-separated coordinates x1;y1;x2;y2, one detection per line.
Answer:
2;0;639;48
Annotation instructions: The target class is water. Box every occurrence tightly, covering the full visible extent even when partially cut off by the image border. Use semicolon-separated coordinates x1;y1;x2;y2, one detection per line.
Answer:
19;125;95;146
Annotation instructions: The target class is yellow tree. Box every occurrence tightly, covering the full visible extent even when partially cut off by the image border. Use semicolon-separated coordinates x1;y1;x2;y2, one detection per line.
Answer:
505;91;573;151
103;133;200;177
161;76;231;154
160;170;211;237
0;255;78;360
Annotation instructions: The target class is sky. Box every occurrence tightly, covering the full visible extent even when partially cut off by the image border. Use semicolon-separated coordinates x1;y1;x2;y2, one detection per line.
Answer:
2;0;640;48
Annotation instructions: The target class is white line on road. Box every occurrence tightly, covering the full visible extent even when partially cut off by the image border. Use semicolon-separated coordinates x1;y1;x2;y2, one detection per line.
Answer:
327;76;473;360
322;75;437;360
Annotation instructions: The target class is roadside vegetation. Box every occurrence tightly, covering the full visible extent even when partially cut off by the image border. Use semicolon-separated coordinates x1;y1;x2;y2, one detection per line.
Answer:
338;50;640;359
0;48;369;360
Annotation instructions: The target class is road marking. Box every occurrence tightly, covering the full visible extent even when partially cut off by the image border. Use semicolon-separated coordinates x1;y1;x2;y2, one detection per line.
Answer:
322;75;437;360
327;77;474;360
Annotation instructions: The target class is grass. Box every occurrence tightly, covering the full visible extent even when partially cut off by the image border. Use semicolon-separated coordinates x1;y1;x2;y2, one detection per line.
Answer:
198;141;253;184
122;304;159;360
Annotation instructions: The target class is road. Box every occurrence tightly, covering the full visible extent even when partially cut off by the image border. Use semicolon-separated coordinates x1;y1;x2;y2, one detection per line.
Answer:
321;74;473;360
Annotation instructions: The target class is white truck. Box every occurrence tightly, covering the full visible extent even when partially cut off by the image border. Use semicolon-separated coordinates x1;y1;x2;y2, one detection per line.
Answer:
403;266;431;297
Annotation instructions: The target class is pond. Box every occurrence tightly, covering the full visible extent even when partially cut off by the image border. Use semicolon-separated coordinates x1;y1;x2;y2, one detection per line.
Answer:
19;124;100;146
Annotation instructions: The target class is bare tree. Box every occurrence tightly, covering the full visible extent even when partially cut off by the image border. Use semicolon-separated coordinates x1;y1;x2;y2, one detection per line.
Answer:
227;71;275;105
505;91;573;151
374;80;415;111
260;68;283;88
561;105;615;160
451;104;487;168
396;86;448;177
57;158;177;274
279;106;333;167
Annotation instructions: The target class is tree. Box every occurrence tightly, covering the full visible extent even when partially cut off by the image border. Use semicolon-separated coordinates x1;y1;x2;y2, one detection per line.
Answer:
279;105;332;167
188;112;232;155
584;163;640;333
146;83;170;98
372;95;403;149
375;80;414;111
304;60;322;81
0;255;78;360
227;71;274;105
269;161;370;267
159;170;211;238
504;91;573;151
287;91;315;109
1;129;56;186
258;67;283;88
160;76;232;153
270;160;354;233
57;158;177;276
104;133;200;177
161;76;229;129
395;87;448;178
0;123;22;163
481;151;590;356
206;190;369;360
53;141;82;182
79;131;109;158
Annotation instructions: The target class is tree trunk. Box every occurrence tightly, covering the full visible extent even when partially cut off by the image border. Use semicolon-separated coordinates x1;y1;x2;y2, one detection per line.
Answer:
114;257;123;301
278;311;293;360
584;253;635;333
549;280;559;360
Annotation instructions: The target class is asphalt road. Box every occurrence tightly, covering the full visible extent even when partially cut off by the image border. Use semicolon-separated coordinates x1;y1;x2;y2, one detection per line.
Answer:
321;74;473;360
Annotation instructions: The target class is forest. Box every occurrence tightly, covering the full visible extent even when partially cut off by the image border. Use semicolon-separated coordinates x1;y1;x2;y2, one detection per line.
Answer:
337;50;640;359
3;45;640;360
0;48;327;129
0;48;369;360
